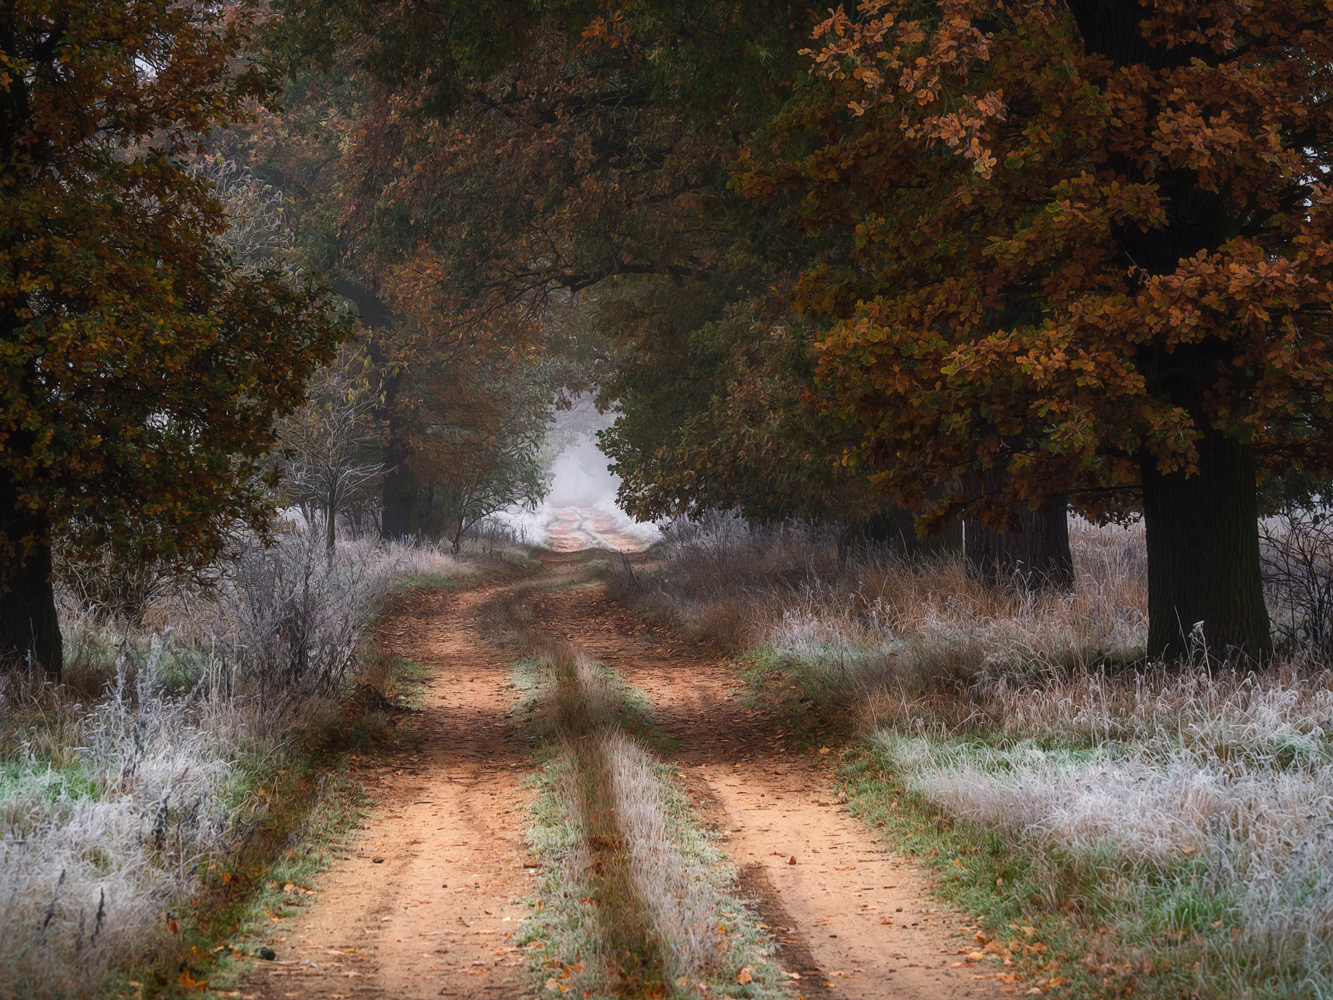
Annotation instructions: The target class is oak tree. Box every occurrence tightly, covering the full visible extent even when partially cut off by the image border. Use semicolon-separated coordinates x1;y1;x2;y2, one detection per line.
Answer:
745;0;1333;658
0;0;346;674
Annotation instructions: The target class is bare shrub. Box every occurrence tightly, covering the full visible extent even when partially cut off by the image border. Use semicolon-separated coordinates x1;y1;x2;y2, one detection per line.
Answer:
1261;508;1333;658
206;529;390;714
52;541;168;628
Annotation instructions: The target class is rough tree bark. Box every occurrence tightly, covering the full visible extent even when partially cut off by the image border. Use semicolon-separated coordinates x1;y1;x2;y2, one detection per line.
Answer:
333;279;419;543
1065;0;1272;660
380;461;421;542
964;488;1074;590
0;470;61;677
1139;346;1271;660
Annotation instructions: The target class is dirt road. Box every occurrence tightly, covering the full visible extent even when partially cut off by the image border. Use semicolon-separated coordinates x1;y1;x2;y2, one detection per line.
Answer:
239;546;997;1000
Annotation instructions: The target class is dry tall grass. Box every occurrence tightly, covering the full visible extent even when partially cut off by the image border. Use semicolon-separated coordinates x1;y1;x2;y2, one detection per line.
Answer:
623;511;1333;996
622;512;1146;681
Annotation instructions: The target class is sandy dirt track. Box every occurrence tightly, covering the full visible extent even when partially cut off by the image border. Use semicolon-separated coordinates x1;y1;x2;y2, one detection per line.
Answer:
240;547;999;1000
542;507;657;553
238;585;538;1000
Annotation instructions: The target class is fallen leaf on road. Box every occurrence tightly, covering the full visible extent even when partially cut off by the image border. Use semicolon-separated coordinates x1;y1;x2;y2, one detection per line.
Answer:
788;856;797;865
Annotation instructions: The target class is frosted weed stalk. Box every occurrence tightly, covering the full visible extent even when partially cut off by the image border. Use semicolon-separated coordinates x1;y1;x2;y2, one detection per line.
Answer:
0;657;261;1000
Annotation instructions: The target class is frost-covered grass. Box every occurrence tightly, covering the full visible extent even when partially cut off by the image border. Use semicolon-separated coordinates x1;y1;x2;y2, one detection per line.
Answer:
515;639;780;998
522;752;609;998
869;664;1333;997
630;511;1333;997
603;732;781;993
0;528;469;999
0;666;257;1000
619;512;1146;676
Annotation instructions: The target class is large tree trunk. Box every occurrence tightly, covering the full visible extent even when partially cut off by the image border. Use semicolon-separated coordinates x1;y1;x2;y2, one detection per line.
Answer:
324;490;337;553
334;279;417;545
1060;1;1269;659
864;504;962;559
964;494;1074;590
1141;426;1270;662
0;471;61;677
380;460;420;542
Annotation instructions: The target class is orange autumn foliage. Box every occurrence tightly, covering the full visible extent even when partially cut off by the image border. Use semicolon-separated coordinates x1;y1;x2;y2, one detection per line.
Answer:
0;0;347;670
740;0;1333;657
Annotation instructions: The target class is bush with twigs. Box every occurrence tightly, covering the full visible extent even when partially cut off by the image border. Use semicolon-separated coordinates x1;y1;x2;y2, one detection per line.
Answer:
0;525;472;1000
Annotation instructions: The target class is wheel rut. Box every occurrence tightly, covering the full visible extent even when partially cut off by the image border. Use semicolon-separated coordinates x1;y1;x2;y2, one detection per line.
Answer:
530;583;999;1000
239;584;535;1000
241;561;999;1000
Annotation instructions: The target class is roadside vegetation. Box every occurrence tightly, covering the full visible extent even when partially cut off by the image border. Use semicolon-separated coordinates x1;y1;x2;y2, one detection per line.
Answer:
0;521;544;1000
507;601;783;999
616;512;1333;1000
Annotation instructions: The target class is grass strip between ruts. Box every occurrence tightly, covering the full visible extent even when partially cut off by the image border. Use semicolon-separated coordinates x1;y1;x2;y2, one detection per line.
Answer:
512;637;784;999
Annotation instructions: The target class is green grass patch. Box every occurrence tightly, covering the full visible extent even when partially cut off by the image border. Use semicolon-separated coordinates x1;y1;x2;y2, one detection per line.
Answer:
736;646;857;751
837;740;1324;1000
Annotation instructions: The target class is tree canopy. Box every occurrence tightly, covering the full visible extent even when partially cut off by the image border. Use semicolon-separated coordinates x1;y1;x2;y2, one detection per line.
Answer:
733;0;1333;657
230;0;1333;659
0;0;347;672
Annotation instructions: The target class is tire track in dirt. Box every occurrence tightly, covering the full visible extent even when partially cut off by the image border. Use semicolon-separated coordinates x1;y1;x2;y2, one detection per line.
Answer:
239;555;1000;1000
530;575;1001;1000
239;584;537;1000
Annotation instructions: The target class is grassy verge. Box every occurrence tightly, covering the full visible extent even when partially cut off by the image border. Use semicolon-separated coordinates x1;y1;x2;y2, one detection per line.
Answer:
735;647;858;752
620;515;1333;999
511;626;783;998
753;664;1333;1000
101;619;438;998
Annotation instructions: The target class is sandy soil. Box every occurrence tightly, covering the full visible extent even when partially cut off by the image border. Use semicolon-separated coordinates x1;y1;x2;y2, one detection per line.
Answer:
530;584;998;1000
237;585;538;1000
240;526;999;1000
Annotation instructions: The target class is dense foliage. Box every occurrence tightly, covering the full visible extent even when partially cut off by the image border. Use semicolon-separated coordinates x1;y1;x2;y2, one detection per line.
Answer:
0;0;347;672
741;0;1333;657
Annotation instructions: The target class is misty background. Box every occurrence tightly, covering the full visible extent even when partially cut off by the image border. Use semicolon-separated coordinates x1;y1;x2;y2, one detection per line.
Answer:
492;395;661;551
